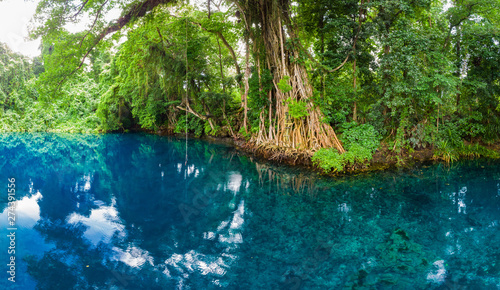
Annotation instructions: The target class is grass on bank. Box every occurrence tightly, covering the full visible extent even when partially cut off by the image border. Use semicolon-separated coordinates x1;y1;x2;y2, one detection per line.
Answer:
433;141;499;163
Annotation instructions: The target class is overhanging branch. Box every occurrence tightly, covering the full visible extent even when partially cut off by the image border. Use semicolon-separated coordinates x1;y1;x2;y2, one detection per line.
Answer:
56;0;173;89
170;15;241;76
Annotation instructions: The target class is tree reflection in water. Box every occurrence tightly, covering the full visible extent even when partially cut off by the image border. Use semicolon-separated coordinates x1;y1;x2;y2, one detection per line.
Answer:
0;133;499;289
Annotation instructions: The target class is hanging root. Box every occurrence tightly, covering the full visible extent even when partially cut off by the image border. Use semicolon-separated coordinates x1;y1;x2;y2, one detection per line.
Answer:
242;0;345;159
241;140;315;166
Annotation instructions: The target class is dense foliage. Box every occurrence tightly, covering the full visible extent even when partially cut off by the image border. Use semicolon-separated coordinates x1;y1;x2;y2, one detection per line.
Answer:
1;0;500;171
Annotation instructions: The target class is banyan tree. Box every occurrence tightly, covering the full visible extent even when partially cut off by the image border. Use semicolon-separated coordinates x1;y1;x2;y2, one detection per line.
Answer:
32;0;345;155
234;0;345;154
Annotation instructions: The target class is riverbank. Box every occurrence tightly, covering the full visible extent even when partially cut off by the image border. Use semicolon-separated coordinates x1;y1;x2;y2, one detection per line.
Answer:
153;128;500;175
2;127;497;175
235;139;434;173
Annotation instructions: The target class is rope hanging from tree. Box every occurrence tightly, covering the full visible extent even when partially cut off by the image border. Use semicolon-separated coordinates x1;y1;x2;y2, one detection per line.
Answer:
185;17;188;166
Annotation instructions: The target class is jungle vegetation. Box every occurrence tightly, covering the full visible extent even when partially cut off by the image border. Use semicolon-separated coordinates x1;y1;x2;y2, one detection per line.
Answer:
1;0;500;172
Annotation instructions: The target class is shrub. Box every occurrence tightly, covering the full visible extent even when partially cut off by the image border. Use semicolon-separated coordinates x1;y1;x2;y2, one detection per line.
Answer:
312;144;374;173
312;148;343;173
341;122;380;153
313;123;381;173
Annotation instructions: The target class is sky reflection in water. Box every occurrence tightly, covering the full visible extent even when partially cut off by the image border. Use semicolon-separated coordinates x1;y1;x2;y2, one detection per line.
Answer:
0;133;499;289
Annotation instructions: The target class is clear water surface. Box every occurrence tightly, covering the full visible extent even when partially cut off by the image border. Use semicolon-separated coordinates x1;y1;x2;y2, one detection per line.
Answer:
0;133;499;289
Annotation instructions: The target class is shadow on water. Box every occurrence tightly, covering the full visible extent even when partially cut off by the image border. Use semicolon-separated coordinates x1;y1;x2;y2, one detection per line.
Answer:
0;133;499;289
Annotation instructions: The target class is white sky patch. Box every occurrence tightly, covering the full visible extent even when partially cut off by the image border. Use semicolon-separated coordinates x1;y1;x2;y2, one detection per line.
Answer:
75;174;93;192
0;0;123;57
14;191;43;227
0;191;42;228
106;7;122;23
0;0;41;57
165;199;245;287
226;172;242;193
218;200;244;244
66;7;122;34
443;0;453;12
67;202;126;246
111;245;154;268
164;249;231;287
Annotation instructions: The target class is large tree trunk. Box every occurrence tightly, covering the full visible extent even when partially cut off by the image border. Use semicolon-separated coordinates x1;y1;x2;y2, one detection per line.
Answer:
241;0;344;153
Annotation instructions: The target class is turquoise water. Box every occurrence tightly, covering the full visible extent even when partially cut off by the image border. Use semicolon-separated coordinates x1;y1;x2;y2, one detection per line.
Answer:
0;133;499;289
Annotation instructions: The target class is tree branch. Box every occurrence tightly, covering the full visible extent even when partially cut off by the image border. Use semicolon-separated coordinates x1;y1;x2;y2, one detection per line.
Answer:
176;105;208;120
171;15;241;76
56;0;173;90
214;30;240;75
72;0;90;19
79;0;109;49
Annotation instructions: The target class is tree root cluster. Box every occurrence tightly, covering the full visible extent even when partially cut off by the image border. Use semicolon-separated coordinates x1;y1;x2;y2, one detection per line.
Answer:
239;140;314;166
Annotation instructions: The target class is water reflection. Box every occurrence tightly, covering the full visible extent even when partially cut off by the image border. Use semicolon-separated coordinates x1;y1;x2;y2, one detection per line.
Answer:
0;133;499;289
0;190;50;289
0;191;42;229
67;199;125;246
112;245;153;268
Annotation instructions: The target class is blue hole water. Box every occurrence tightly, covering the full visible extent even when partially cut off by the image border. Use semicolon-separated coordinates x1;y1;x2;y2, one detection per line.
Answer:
0;133;499;289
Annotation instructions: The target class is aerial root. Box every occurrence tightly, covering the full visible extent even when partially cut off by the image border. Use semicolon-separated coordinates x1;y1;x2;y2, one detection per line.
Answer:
241;140;314;166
